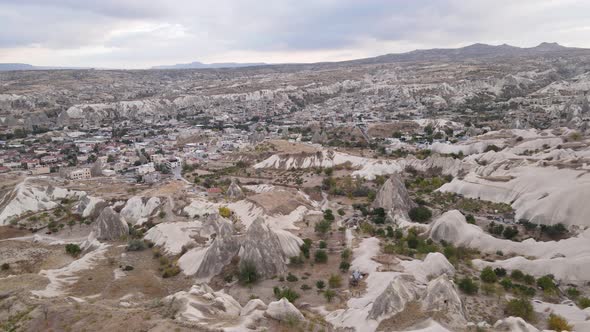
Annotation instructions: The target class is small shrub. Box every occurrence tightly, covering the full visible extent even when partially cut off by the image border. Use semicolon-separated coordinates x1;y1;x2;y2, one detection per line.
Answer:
239;261;259;285
323;209;335;221
480;266;498;283
316;280;325;290
481;283;497;296
408;206;432;223
324;289;337;303
494;268;507;277
1;263;9;271
578;297;590;309
458;277;478;295
300;240;312;259
328;274;342;288
286;273;299;282
273;287;300;303
500;278;513;290
536;275;556;292
315;220;331;236
319;240;327;249
566;287;580;298
547;314;572;331
162;265;180;278
341;248;351;261
218;206;231;218
510;269;524;281
289;255;304;266
339;261;351;272
523;274;535;285
300;284;311;291
465;214;476;224
65;243;82;257
127;239;146;251
314;249;328;263
505;298;534;321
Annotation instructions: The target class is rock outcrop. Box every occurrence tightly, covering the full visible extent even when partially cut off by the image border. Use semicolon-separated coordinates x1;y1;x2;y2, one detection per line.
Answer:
372;174;416;220
0;180;84;226
369;274;419;320
120;196;160;225
93;207;128;241
165;284;242;326
195;218;240;279
238;217;288;278
75;195;106;219
265;298;304;322
226;178;244;200
369;272;465;325
422;275;465;323
241;299;267;316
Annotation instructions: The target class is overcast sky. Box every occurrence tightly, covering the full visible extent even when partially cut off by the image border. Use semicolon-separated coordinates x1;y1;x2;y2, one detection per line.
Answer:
1;0;590;68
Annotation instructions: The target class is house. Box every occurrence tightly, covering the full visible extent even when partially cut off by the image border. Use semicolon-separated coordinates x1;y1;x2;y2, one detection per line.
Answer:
136;162;156;175
41;155;58;164
22;159;40;169
30;166;51;175
206;187;223;196
4;161;22;169
150;154;166;164
165;158;182;170
68;168;91;180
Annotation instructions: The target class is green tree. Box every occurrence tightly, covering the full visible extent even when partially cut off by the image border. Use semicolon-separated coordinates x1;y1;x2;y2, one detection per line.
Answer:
239;261;259;285
458;277;478;295
408;206;432;223
480;266;498;283
547;314;572;331
314;249;328;263
65;243;82;257
315;220;331;236
324;289;337;303
505;298;534;322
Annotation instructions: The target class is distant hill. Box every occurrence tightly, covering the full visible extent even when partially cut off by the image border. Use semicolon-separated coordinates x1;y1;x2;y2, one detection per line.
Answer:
151;61;267;70
347;42;582;65
0;63;93;71
2;42;586;71
0;63;36;71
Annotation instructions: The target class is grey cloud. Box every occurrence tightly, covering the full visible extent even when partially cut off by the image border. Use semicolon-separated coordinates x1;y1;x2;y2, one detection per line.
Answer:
1;0;590;67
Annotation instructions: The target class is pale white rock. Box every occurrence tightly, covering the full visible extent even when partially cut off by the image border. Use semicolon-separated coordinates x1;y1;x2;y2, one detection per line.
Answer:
240;299;267;316
120;196;160;225
143;221;201;255
372;173;416;219
265;298;304;322
93;207;128;241
493;317;539;332
0;180;85;225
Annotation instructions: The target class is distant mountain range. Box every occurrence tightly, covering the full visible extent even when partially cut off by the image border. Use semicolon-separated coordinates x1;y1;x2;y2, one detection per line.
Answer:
0;63;36;71
151;61;267;70
1;42;586;71
347;42;577;65
0;63;92;71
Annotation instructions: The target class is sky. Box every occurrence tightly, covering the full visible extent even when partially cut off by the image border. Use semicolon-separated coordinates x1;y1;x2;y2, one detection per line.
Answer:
1;0;590;69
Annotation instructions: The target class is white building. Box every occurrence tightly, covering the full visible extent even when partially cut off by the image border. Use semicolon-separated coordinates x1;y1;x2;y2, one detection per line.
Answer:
69;168;91;180
136;162;156;175
165;157;182;170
